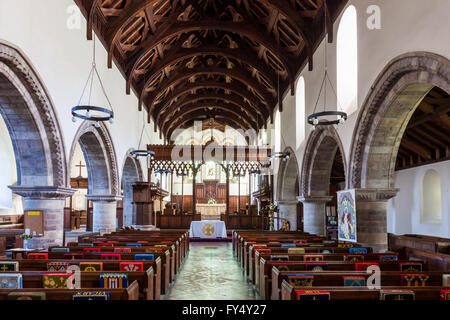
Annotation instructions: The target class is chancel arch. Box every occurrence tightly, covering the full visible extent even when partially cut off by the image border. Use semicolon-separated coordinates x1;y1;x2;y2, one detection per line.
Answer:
299;126;346;237
347;51;450;250
121;151;144;227
69;121;121;234
276;146;300;231
0;41;72;249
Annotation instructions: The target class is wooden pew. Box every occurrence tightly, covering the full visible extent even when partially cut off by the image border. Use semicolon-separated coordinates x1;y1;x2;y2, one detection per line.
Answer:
0;280;139;300
11;258;161;300
270;261;427;300
256;252;396;299
250;246;376;285
2;270;152;300
43;251;171;296
281;281;446;300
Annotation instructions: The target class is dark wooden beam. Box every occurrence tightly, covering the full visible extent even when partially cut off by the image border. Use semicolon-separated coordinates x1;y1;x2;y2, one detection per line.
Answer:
141;66;275;113
104;0;161;68
125;20;294;91
157;92;267;126
153;80;270;126
163;104;257;137
127;46;278;105
161;101;257;131
166;110;251;140
400;138;432;160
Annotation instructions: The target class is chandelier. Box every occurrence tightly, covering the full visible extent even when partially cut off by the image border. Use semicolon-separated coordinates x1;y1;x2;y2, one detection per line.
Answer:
131;112;154;159
307;6;347;130
72;35;114;126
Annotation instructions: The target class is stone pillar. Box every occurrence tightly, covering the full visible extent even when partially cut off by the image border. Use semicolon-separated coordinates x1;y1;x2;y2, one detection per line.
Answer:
123;183;134;226
276;200;298;231
297;196;332;237
85;195;123;235
9;186;75;249
352;188;399;253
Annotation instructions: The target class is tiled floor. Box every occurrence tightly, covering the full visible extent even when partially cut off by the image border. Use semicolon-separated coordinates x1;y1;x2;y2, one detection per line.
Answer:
164;242;258;300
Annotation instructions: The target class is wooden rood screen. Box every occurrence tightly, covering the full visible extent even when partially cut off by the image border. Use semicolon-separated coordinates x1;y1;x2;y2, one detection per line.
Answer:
146;144;272;219
147;144;272;172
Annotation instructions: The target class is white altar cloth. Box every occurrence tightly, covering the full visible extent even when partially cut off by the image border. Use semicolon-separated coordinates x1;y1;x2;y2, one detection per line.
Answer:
189;221;227;239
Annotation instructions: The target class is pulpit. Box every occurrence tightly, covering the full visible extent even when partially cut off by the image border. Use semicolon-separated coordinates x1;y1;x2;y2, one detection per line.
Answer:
132;182;154;226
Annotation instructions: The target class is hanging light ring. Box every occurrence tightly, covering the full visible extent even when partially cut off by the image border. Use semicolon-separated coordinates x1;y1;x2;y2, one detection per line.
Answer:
72;105;114;122
307;111;347;126
130;149;154;158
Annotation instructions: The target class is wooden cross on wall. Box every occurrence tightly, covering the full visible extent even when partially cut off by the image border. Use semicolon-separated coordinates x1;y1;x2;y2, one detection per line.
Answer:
76;161;85;177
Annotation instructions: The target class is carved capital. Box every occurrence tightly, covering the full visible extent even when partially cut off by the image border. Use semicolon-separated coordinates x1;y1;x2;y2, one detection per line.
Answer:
9;186;76;199
353;188;399;202
276;200;298;206
86;194;123;202
297;195;333;203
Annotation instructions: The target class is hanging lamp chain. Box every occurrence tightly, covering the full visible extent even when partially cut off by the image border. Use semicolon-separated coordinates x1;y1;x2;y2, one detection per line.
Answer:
76;35;114;113
311;3;345;116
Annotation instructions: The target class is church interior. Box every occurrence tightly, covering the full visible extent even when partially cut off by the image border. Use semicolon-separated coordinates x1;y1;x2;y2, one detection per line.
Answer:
0;0;449;304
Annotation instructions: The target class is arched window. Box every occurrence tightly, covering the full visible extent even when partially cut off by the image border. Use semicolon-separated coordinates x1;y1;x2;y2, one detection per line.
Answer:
337;5;358;115
420;169;442;224
275;109;281;152
296;77;305;149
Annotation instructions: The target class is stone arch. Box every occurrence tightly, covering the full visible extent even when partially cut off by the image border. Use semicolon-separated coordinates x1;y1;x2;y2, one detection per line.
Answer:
0;41;67;187
277;146;299;201
68;121;120;196
68;121;120;234
121;150;144;226
276;146;300;230
349;52;450;189
298;126;347;237
300;126;347;197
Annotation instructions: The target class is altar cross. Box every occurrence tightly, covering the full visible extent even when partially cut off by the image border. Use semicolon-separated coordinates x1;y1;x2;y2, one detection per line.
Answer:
76;161;86;177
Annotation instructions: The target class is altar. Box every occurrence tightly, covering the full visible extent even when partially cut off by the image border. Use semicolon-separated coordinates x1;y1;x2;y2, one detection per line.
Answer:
189;221;227;239
197;203;226;220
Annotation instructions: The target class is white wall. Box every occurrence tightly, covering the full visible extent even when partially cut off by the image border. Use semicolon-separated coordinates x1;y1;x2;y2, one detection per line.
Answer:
387;161;450;238
0;113;23;215
0;0;162;190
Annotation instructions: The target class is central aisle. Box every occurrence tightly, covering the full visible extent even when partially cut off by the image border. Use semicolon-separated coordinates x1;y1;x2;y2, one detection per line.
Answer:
164;242;258;300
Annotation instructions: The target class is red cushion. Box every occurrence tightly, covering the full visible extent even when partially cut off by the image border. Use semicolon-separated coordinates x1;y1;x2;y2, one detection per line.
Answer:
28;253;48;260
355;262;379;271
120;262;144;272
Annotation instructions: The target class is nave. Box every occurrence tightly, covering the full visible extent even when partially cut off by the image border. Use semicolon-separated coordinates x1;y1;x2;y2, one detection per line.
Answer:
164;242;257;300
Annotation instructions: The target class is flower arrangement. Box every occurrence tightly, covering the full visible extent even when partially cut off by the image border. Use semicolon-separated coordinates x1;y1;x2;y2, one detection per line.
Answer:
20;234;33;240
207;198;217;204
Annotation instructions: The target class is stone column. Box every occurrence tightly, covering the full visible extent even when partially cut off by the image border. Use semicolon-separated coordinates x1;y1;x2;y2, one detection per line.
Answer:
9;186;75;249
297;196;333;237
352;188;399;253
276;200;298;231
85;195;123;235
122;183;134;226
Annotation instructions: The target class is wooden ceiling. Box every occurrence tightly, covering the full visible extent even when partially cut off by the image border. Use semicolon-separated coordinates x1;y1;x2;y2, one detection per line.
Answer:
396;86;450;171
74;0;348;141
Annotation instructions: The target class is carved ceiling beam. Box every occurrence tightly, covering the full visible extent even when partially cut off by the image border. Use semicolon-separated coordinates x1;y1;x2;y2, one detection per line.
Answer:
166;111;251;141
153;80;270;126
258;0;321;75
158;93;267;127
104;0;160;68
161;102;257;135
141;66;275;114
124;20;294;90
126;44;278;97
